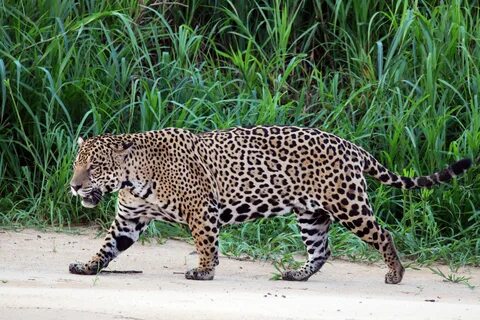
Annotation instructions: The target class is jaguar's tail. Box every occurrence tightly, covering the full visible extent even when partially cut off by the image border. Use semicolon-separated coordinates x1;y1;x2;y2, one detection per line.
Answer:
360;150;472;189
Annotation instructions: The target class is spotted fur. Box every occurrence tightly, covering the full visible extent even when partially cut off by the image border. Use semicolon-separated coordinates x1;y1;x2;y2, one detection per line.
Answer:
69;126;472;283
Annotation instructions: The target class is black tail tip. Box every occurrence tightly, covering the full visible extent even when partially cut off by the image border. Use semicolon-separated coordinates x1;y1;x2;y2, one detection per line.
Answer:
449;158;473;175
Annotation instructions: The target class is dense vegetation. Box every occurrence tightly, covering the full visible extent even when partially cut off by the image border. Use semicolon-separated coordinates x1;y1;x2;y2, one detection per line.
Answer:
1;0;479;267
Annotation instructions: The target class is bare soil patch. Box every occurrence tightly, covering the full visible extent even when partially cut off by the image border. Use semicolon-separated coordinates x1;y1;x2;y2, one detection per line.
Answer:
0;229;479;319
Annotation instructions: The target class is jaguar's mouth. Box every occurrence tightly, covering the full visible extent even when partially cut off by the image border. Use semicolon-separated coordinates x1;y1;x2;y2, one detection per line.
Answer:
80;188;103;208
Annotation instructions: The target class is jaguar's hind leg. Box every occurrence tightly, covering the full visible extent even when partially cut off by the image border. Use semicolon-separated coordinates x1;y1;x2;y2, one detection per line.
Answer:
282;211;331;281
332;192;404;284
348;216;404;284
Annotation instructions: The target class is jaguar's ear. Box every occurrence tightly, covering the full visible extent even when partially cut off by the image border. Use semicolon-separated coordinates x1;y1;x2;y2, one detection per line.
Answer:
111;141;134;156
77;137;84;146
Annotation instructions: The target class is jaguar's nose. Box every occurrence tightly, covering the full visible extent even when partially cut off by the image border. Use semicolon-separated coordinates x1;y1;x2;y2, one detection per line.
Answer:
71;184;82;192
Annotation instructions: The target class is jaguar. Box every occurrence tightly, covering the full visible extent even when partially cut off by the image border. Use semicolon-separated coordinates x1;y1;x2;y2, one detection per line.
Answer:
69;126;472;283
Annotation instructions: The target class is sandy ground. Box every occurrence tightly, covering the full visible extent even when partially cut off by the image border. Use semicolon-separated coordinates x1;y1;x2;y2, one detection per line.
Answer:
0;229;479;320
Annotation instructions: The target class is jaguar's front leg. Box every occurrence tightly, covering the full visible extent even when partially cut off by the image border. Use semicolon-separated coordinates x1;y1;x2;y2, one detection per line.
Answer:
184;207;220;280
69;204;151;275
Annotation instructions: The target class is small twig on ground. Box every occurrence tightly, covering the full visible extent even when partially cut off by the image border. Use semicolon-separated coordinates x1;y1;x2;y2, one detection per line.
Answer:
100;270;143;274
222;255;252;262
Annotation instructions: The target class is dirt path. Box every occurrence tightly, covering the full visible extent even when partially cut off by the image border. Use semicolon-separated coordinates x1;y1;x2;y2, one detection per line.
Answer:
0;229;479;320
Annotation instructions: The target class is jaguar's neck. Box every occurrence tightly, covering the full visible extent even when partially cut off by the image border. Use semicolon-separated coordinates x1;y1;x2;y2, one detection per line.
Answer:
120;142;156;200
120;178;155;200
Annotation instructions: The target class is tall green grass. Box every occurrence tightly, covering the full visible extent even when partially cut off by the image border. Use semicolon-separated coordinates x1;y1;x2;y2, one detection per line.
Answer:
1;0;479;266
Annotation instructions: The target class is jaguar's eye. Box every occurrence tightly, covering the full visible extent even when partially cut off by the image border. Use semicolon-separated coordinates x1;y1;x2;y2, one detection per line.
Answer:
88;164;96;175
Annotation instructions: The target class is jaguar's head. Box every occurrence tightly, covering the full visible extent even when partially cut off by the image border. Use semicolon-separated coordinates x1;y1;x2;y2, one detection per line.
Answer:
70;134;133;208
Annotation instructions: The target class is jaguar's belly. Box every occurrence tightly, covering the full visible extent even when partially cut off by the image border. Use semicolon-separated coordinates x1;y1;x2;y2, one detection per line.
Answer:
218;203;294;225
